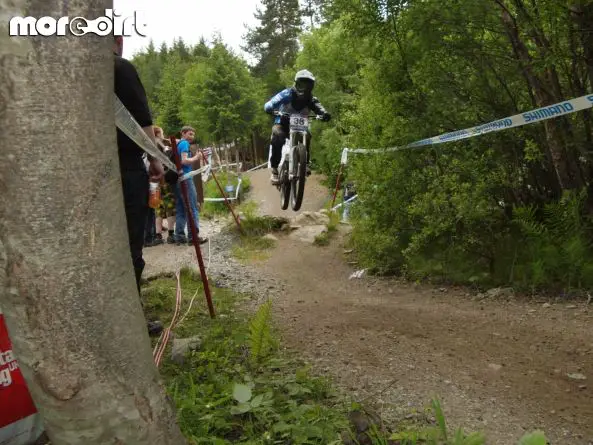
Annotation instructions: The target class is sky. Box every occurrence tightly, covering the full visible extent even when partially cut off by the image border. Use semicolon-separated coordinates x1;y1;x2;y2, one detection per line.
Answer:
112;0;263;62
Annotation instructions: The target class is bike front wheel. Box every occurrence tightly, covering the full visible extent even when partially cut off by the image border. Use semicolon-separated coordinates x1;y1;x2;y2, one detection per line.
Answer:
290;144;307;211
279;163;290;210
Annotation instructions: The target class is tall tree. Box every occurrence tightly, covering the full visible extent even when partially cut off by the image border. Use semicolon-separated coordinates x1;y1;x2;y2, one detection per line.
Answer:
301;0;325;29
171;37;191;61
243;0;303;94
0;1;186;444
191;37;211;60
132;39;164;113
155;53;188;135
180;40;261;145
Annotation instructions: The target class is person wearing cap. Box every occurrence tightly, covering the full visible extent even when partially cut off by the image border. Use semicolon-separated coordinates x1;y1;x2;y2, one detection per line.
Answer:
264;69;331;184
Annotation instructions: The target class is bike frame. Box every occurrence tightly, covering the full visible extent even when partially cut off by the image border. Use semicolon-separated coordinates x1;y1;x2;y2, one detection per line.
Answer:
275;112;318;181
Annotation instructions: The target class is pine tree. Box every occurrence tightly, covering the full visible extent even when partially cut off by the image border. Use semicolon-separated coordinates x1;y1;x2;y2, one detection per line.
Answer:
155;54;187;136
191;37;211;60
170;37;191;61
243;0;303;94
180;40;260;145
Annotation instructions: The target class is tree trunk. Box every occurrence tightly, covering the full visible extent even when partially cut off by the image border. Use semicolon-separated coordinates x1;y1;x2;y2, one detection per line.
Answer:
570;2;593;93
213;146;222;169
252;131;258;166
0;1;186;444
235;141;240;175
497;1;584;191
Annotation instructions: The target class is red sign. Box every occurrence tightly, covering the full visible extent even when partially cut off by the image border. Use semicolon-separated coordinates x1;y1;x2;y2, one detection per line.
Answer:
0;311;43;445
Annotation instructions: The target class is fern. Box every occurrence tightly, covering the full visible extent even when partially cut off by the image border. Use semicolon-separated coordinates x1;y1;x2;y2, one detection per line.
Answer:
543;190;585;239
248;299;276;367
512;190;593;291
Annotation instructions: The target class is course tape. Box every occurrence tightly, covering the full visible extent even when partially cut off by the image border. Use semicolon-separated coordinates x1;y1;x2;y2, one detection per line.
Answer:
331;194;358;211
178;165;210;183
114;94;177;171
246;162;269;172
341;93;593;164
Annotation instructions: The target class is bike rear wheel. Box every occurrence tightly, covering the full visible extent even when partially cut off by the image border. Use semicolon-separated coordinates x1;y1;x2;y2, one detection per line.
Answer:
290;144;307;211
279;162;290;210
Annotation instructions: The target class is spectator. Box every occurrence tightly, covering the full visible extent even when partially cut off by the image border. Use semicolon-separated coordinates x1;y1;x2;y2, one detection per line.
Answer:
143;153;159;247
174;126;208;246
114;35;164;336
154;127;176;244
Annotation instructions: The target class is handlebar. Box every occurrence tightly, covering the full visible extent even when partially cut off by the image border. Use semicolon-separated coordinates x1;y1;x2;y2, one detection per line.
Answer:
272;111;322;120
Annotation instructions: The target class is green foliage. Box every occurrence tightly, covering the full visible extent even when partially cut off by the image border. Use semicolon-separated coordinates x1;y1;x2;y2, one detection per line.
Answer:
518;431;548;445
248;299;277;367
313;232;330;246
155;53;189;136
231;236;276;264
151;280;350;444
511;190;593;291
180;40;263;146
389;398;546;445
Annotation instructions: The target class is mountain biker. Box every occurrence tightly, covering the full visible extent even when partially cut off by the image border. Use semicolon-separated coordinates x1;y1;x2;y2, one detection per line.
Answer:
264;69;331;184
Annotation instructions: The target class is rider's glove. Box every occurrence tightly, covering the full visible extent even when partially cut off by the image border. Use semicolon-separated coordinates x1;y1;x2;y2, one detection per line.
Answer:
321;112;331;122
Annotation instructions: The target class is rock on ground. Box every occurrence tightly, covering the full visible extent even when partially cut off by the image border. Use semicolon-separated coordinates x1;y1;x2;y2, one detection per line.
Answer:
171;335;202;365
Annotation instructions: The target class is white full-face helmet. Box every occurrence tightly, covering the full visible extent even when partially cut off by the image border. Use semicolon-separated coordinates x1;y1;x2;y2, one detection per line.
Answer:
294;69;316;97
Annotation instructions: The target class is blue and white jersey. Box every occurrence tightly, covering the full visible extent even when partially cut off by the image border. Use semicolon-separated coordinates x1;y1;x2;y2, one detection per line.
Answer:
264;87;327;125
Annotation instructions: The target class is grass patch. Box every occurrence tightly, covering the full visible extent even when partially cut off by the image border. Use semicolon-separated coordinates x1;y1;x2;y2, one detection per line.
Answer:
236;200;259;218
201;172;252;219
142;271;350;443
313;232;330;246
141;270;547;445
226;199;288;263
232;236;276;264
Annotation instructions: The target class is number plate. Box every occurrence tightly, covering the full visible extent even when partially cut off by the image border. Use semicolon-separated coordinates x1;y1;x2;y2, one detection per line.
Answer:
289;115;309;131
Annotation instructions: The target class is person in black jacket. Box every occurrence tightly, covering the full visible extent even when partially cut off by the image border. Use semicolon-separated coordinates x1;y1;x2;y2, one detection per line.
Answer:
114;35;164;336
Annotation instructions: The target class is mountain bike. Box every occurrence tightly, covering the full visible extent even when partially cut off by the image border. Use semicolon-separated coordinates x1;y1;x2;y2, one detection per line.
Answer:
273;111;322;211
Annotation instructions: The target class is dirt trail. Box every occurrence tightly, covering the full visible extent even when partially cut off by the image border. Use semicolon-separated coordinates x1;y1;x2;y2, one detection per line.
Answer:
144;168;593;444
244;169;593;445
245;168;331;217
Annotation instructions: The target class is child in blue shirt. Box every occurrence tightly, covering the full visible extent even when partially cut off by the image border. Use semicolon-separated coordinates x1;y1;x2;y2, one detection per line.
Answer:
174;126;207;245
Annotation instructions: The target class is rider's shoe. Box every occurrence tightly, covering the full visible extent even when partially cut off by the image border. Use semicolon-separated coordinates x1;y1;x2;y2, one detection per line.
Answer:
306;164;312;177
270;168;279;185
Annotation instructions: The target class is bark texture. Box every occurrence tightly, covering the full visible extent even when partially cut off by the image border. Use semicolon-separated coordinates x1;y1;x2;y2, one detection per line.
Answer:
0;1;186;444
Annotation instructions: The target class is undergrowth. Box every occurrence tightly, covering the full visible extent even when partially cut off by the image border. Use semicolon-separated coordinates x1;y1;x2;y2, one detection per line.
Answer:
350;173;593;295
142;270;349;443
141;269;548;445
